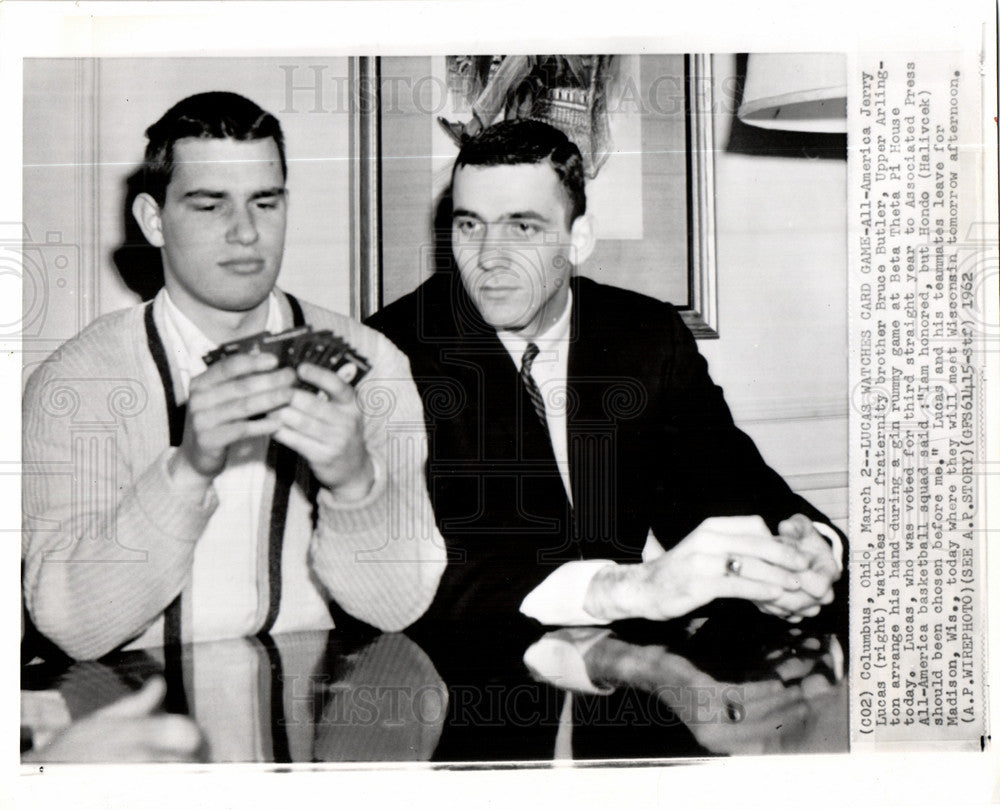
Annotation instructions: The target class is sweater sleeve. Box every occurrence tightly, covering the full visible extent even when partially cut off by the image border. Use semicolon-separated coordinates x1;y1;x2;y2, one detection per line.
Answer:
306;332;447;631
22;348;218;660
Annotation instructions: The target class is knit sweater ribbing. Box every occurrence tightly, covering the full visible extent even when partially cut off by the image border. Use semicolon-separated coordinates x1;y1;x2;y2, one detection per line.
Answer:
22;293;445;659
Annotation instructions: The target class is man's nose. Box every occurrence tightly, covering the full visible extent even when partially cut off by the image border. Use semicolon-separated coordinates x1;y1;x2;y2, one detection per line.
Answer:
476;224;511;269
226;206;259;245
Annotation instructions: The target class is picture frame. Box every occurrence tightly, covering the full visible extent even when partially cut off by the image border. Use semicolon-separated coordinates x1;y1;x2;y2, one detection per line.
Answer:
353;54;719;337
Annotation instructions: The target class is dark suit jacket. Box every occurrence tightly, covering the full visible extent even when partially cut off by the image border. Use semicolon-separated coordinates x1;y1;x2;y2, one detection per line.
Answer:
367;272;844;626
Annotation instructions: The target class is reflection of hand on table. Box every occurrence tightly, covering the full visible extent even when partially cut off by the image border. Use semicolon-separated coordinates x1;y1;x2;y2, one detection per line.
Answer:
579;633;842;755
23;676;203;763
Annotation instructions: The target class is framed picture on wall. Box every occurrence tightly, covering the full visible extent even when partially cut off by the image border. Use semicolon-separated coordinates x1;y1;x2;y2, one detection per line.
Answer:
354;54;719;337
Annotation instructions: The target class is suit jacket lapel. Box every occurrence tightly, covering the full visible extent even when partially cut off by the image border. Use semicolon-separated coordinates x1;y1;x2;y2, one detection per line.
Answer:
566;277;619;546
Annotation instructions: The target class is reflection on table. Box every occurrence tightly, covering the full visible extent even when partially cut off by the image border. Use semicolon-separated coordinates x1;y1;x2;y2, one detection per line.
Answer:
22;607;847;764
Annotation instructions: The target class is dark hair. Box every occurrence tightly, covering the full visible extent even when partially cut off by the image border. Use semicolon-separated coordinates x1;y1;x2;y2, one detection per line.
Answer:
452;119;586;226
141;91;287;204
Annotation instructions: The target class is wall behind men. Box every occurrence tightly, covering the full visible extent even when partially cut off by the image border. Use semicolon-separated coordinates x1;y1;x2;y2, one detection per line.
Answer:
698;54;848;528
22;57;353;379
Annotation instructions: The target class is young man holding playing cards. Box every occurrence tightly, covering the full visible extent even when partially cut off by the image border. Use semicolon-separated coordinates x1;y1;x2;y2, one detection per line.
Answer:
23;92;445;660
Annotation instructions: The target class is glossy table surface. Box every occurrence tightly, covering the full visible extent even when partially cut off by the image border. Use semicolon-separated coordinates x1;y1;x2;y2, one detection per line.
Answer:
22;607;847;764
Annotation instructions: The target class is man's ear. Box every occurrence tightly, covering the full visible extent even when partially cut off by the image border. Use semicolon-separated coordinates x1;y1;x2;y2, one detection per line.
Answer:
131;193;166;248
569;213;596;266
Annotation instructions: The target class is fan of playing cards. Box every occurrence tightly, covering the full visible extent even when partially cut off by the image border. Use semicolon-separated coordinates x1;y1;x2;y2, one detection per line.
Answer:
202;325;371;392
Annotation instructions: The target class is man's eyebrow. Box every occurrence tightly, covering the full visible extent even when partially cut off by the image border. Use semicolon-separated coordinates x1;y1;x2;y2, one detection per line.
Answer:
250;187;287;200
181;189;227;200
180;187;286;201
451;208;550;222
504;211;550;222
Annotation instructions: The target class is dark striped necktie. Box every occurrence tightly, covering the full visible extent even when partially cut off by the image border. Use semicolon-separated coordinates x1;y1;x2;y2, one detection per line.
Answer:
520;342;549;431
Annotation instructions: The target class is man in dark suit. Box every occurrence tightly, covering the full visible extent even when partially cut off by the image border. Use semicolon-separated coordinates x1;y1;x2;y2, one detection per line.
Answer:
367;119;844;628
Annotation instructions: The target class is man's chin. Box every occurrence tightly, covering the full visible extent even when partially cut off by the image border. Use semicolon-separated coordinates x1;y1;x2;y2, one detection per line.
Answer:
484;316;527;333
219;292;269;310
202;293;273;318
216;281;278;313
476;304;529;333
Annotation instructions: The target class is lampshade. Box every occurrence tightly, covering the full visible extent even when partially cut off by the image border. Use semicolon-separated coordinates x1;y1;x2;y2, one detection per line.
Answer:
737;53;847;133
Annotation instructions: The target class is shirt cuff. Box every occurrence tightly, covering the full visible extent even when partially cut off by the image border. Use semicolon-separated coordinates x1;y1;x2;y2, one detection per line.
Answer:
813;522;845;573
519;559;617;626
523;628;616;695
642;529;666;562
